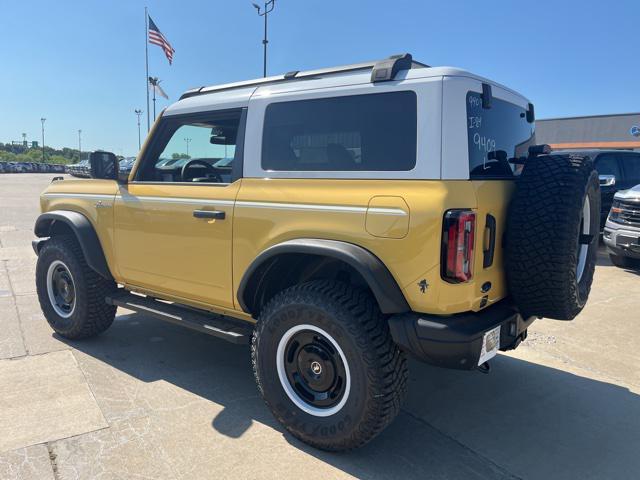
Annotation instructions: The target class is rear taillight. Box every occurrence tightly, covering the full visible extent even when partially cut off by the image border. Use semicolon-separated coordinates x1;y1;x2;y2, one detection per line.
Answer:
441;210;476;283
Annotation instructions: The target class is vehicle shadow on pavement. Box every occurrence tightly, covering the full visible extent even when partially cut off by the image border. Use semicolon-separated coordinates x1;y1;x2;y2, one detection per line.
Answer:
596;248;640;275
62;312;640;480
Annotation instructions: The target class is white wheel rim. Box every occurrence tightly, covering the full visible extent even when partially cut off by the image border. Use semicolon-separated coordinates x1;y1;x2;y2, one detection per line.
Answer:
276;324;351;417
576;195;591;283
46;260;76;318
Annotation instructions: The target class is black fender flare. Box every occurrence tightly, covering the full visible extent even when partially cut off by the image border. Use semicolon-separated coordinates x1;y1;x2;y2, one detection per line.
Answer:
237;238;410;315
33;210;113;280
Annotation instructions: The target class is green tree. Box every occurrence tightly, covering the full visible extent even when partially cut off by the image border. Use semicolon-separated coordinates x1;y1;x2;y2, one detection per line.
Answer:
0;151;16;162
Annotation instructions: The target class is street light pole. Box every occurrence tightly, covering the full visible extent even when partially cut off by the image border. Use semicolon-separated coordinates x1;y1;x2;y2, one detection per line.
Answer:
148;77;160;121
78;130;82;162
184;137;192;157
134;109;143;150
40;118;46;163
252;1;276;77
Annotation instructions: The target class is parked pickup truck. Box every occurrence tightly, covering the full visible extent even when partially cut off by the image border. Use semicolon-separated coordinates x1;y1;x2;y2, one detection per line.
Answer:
604;184;640;268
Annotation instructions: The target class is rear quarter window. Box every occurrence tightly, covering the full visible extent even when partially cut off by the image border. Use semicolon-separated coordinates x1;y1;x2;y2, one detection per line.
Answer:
467;91;535;179
262;91;417;172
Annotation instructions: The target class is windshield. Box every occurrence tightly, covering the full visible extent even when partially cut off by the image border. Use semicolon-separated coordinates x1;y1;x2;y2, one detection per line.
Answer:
467;91;535;179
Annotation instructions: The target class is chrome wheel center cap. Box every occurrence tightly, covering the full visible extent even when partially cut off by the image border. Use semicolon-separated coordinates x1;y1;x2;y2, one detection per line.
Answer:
311;361;322;375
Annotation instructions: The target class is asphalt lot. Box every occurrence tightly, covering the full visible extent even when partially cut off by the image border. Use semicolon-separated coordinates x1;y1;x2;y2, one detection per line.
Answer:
0;173;639;480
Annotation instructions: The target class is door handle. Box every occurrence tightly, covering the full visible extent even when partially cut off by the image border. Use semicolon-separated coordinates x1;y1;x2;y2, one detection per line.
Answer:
193;210;225;220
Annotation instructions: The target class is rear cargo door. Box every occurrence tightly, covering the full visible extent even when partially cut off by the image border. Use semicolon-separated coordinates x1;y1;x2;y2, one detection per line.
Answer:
468;85;535;304
442;77;535;307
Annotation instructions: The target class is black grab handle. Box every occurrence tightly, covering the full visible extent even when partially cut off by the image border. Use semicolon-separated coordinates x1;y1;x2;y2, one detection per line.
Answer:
193;210;226;220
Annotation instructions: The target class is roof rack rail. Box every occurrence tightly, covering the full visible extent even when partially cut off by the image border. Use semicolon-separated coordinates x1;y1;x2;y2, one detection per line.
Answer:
179;53;428;100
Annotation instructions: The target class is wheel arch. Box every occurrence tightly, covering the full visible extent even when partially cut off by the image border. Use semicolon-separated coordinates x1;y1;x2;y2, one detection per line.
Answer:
237;239;410;316
34;210;113;281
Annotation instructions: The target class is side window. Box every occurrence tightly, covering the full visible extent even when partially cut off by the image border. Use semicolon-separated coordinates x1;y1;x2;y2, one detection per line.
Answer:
595;154;622;179
262;91;417;172
620;154;640;182
136;110;242;183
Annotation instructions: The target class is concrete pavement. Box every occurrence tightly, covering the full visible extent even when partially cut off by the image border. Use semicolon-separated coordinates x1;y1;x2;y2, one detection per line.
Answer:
0;173;639;479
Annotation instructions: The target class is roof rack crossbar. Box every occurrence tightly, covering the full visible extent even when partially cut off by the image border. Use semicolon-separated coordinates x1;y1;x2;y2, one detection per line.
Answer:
179;54;429;100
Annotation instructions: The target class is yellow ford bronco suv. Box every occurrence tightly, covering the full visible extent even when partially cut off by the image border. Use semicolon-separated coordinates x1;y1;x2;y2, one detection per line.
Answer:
33;54;600;451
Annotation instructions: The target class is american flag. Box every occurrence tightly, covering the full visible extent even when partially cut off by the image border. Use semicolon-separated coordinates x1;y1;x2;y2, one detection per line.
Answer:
148;16;175;65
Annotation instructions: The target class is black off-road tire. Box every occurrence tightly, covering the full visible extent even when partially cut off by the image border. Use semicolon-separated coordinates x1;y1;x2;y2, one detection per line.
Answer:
252;280;408;451
506;154;600;320
609;253;640;269
36;235;117;339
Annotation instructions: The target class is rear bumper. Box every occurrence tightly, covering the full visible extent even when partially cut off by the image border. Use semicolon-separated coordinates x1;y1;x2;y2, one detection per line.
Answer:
388;300;536;370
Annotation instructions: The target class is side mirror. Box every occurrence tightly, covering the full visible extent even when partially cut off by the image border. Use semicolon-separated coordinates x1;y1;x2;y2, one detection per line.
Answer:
118;170;130;183
599;174;616;187
89;151;118;180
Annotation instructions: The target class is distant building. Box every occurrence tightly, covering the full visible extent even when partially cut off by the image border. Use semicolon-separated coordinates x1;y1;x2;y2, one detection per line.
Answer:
536;112;640;151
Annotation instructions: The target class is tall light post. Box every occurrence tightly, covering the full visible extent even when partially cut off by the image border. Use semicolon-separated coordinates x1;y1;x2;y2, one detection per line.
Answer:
40;118;46;163
134;109;143;150
78;130;82;162
21;133;27;148
252;1;276;77
184;137;192;157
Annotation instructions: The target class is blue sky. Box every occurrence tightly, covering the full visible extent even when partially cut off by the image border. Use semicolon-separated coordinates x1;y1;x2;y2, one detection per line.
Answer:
1;0;638;156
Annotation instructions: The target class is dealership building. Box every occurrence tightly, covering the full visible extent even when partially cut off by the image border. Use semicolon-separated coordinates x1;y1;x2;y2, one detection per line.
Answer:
536;112;640;152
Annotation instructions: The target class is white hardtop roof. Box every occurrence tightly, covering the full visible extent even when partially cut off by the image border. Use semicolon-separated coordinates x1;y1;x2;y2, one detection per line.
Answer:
165;54;529;116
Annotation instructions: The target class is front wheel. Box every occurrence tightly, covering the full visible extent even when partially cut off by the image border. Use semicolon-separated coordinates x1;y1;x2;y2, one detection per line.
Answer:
251;281;408;451
36;235;117;339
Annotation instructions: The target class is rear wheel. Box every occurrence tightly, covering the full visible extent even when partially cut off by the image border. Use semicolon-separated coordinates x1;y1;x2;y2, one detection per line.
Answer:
36;235;117;339
252;280;407;451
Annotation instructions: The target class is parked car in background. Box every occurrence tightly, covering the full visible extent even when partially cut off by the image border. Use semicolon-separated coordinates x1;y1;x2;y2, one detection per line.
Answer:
554;149;640;226
604;184;640;268
212;157;234;183
152;156;235;183
68;160;90;178
118;157;136;176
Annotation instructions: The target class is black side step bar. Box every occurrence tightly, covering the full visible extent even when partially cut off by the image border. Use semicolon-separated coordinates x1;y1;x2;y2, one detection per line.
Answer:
106;292;253;345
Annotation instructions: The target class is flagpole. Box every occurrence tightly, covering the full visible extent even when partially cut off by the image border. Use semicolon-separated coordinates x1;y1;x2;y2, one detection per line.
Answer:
145;7;150;132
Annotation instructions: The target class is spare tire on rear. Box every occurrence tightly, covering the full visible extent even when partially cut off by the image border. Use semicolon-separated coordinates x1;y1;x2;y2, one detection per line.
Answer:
505;154;600;320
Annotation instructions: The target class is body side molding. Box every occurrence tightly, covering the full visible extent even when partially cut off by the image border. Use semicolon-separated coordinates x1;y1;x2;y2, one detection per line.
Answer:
33;210;113;280
237;238;410;315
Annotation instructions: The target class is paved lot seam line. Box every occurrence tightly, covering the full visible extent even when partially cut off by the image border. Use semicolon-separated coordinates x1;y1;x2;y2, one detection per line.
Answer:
1;260;28;358
401;408;524;480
